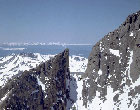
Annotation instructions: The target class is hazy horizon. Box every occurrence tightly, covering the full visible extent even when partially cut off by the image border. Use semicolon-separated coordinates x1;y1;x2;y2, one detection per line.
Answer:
0;0;140;44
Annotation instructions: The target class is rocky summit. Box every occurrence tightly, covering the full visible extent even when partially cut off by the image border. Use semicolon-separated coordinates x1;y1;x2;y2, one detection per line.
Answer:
0;49;70;110
82;10;140;109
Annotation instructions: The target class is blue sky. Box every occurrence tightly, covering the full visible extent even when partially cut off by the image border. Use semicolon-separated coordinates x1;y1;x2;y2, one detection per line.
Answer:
0;0;140;44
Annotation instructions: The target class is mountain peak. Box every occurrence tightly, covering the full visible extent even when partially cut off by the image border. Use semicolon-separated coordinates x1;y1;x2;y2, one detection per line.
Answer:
0;49;70;110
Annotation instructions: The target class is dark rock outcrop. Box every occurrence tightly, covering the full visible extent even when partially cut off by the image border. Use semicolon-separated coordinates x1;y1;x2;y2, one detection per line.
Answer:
0;49;70;110
82;10;140;109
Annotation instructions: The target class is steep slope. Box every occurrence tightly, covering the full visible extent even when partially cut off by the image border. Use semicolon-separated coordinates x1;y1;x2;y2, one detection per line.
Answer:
0;49;70;110
0;53;54;88
0;53;87;88
82;11;140;109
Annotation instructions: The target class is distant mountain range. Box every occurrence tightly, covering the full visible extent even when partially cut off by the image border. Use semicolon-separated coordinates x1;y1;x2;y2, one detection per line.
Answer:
0;42;92;46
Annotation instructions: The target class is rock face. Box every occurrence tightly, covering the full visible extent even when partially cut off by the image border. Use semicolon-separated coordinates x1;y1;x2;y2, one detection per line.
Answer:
82;11;140;109
0;49;70;110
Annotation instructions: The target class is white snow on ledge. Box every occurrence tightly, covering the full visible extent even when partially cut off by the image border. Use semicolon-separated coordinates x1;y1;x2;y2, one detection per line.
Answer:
0;90;10;104
129;32;134;36
98;69;102;75
109;49;120;57
37;76;45;91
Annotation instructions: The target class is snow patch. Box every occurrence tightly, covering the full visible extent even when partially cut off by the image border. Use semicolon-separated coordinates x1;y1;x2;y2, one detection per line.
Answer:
99;41;104;52
69;55;88;72
121;50;133;84
98;69;103;75
129;32;134;36
86;86;115;110
68;74;86;110
109;49;120;57
36;76;45;91
0;90;10;104
119;42;121;46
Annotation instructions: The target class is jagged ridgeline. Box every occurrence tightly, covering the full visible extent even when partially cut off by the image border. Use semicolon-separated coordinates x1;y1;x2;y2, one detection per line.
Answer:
0;49;70;110
82;11;140;109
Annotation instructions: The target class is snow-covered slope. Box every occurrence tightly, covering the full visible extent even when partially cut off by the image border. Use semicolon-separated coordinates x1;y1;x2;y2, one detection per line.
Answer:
0;53;54;87
0;49;70;110
0;53;87;88
67;74;87;110
69;55;88;72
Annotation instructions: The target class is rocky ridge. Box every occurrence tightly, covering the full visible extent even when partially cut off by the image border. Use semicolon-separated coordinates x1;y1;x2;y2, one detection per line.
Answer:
82;10;140;109
0;49;70;110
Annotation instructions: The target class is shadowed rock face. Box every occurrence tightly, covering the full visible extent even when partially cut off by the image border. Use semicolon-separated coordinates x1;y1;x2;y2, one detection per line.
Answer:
0;49;70;110
82;11;140;109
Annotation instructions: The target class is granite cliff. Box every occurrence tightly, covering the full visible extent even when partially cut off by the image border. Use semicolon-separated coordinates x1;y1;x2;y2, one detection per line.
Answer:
82;10;140;109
